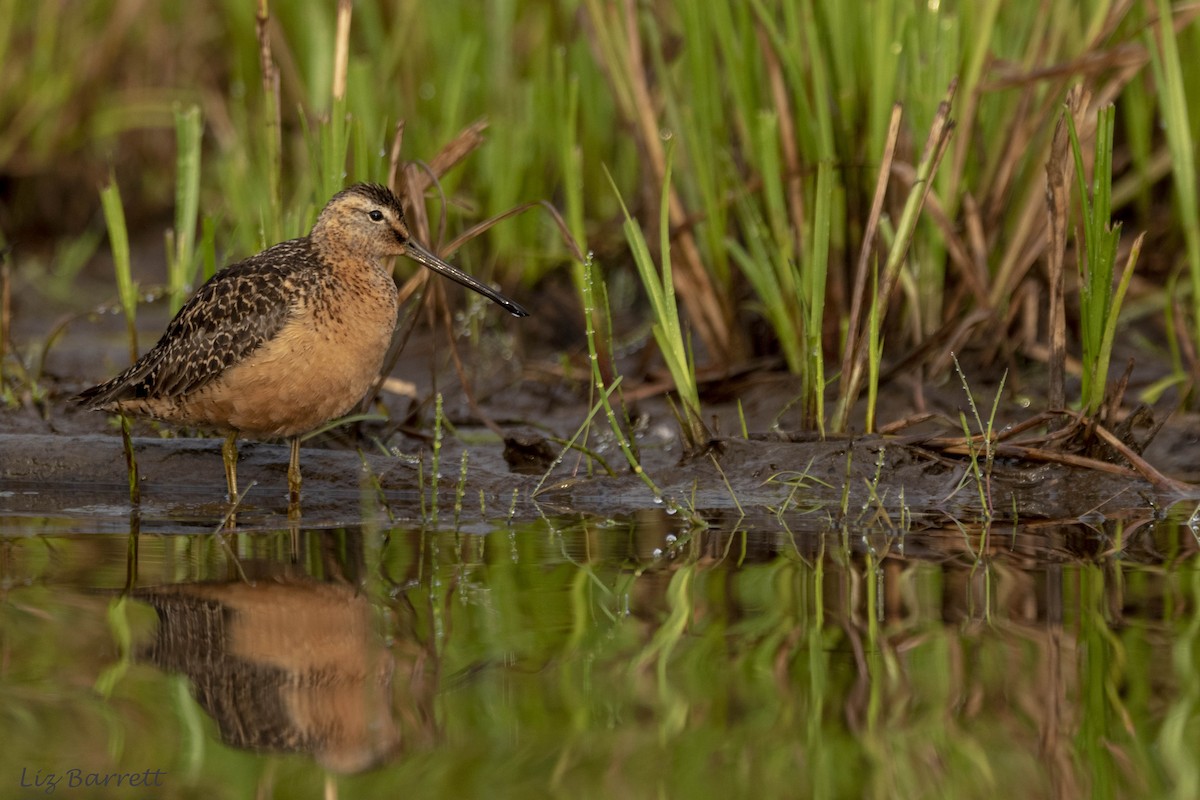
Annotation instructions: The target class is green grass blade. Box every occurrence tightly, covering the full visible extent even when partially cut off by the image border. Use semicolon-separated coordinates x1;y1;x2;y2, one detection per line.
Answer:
1148;0;1200;358
169;103;203;314
99;175;138;364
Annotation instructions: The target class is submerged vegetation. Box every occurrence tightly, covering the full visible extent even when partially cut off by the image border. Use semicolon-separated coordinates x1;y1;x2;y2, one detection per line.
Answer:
1;0;1200;500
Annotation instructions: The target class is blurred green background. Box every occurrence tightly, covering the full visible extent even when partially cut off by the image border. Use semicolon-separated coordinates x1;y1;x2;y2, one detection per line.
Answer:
5;1;1198;432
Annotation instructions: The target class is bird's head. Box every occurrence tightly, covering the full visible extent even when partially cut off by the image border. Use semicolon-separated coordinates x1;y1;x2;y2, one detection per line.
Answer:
314;183;528;317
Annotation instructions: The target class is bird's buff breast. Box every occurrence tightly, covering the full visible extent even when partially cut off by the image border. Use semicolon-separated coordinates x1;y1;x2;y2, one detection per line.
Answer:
176;290;398;438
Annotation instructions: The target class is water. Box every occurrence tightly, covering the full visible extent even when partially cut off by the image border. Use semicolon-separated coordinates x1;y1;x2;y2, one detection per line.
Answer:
1;511;1198;799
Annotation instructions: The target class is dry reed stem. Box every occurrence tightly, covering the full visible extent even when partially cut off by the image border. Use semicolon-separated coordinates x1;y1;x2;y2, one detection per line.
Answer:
940;441;1140;478
839;104;903;413
372;120;528;423
1043;86;1083;411
891;162;989;306
387;120;406;192
445;200;587;264
1076;413;1192;493
985;9;1155;311
332;0;352;103
392;120;491;320
913;403;1192;494
394;118;489;248
962;194;988;298
840;83;956;428
255;0;280;160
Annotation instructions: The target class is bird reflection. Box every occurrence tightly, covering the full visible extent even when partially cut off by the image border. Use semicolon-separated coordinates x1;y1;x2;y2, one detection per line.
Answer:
134;575;424;773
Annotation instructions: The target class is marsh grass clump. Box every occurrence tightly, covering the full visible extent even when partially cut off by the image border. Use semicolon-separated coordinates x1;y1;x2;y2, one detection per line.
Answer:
3;1;1199;495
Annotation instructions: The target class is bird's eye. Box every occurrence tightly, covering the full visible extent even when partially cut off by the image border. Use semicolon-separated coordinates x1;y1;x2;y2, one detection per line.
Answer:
368;209;385;222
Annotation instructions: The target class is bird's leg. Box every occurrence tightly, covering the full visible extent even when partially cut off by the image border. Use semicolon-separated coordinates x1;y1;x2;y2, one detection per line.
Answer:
221;432;239;502
287;436;302;507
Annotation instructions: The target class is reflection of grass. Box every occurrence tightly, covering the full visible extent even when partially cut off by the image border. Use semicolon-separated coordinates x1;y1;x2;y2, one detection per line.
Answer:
3;515;1199;796
119;412;140;506
1158;565;1200;796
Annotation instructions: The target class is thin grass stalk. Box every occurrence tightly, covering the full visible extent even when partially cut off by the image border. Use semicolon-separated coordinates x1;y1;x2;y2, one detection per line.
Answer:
803;160;833;433
99;176;138;365
1148;0;1200;365
797;0;836;160
760;24;806;262
834;83;956;432
580;254;664;500
1096;233;1144;404
332;0;351;104
585;0;731;362
1066;104;1122;414
255;0;283;244
674;1;734;285
0;246;9;394
954;386;990;520
319;0;353;200
865;0;903;161
864;262;883;434
1120;69;1154;220
199;217;217;282
904;6;960;329
319;98;352;202
953;354;1009;521
429;392;444;527
1044;92;1082;412
167;103;202;315
840;104;902;429
454;450;467;531
531;378;624;497
943;0;1001;211
747;1;817;156
553;55;615;389
756;110;794;267
606;144;706;451
728;209;800;373
711;2;763;166
120;413;140;506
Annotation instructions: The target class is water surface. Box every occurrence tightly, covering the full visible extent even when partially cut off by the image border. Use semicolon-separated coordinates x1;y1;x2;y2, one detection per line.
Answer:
1;509;1198;799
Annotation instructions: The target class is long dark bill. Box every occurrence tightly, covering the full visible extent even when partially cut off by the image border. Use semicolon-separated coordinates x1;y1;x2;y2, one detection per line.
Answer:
405;240;529;318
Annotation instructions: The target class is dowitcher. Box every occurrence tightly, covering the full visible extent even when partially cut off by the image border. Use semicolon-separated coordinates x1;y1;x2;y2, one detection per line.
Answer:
77;182;527;506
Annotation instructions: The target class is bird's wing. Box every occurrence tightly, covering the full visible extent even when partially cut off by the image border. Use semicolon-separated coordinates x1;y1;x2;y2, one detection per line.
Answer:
77;240;314;406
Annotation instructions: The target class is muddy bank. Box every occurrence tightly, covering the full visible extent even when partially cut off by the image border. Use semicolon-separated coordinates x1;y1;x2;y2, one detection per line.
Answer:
6;267;1200;534
2;424;1195;534
5;317;1200;533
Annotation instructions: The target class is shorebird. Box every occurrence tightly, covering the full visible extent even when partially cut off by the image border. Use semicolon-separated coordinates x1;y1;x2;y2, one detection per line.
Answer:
77;182;527;507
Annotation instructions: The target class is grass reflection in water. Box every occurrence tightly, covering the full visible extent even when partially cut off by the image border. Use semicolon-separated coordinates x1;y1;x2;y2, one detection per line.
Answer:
0;512;1197;799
